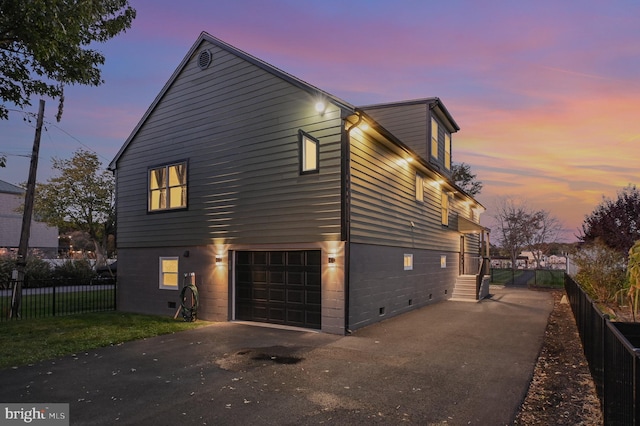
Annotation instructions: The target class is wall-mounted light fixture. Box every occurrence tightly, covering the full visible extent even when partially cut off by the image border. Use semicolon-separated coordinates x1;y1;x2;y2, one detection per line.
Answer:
215;255;223;265
315;101;326;115
328;254;337;265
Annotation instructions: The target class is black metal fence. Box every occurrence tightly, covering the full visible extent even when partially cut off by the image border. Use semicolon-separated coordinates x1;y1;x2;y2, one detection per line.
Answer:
0;278;116;321
491;268;565;287
565;274;640;425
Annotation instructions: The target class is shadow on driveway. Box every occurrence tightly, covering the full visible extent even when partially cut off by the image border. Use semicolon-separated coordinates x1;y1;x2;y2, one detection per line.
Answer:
0;286;553;425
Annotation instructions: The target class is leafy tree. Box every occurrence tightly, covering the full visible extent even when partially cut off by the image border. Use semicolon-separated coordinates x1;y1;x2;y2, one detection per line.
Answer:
492;197;562;269
33;149;114;267
579;184;640;255
451;162;483;196
0;0;136;120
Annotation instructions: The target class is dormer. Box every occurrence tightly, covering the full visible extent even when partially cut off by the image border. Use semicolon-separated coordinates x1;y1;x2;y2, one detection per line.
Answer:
359;98;460;177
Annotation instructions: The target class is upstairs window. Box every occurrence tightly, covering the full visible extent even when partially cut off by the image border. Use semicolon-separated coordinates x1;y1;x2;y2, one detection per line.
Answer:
149;162;187;212
431;118;439;159
444;133;451;170
415;174;424;202
299;131;319;174
441;192;449;226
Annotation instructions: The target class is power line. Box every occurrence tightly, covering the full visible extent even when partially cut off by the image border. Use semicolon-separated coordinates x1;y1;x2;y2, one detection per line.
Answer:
6;107;113;164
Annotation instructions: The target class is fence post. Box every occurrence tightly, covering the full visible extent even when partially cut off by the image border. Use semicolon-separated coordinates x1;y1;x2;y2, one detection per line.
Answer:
52;281;56;317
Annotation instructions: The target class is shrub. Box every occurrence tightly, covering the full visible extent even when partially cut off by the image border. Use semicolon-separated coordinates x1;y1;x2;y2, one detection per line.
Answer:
626;240;640;319
0;254;52;287
25;257;52;283
573;240;627;302
0;255;14;286
52;259;95;283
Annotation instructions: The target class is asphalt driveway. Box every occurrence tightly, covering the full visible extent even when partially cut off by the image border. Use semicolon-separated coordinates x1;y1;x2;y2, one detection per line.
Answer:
0;286;553;425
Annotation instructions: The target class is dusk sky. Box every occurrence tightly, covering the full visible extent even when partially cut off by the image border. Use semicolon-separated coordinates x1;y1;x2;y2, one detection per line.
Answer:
2;0;639;242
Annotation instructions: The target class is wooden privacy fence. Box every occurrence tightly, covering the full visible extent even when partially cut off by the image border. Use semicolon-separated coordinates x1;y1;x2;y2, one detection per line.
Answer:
565;274;640;425
0;278;116;321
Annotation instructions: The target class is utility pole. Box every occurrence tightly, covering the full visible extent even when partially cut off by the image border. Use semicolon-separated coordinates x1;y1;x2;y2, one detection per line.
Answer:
10;99;45;319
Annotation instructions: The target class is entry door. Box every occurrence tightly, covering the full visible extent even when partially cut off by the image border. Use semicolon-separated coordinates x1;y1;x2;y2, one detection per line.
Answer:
235;250;321;329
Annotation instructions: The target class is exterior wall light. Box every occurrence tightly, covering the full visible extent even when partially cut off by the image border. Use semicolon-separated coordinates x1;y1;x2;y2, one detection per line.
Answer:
215;255;223;265
328;254;337;265
315;101;326;115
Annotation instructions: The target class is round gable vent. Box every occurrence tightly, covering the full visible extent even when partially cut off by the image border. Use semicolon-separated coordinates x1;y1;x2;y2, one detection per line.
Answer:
198;50;212;70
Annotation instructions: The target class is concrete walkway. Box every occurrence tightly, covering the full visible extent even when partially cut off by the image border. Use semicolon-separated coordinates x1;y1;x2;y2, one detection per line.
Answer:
0;286;553;425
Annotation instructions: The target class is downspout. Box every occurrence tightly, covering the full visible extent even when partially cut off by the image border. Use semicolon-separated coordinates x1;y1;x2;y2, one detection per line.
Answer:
342;113;362;335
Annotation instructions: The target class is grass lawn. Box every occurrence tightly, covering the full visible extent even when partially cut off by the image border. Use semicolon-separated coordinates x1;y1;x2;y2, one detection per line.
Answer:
0;312;209;369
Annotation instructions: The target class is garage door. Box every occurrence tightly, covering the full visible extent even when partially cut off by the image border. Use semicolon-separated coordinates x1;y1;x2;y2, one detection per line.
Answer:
235;250;321;329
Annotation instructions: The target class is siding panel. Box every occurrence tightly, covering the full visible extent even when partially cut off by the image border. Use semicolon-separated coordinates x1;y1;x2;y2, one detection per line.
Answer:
115;40;343;248
349;130;462;252
361;104;428;160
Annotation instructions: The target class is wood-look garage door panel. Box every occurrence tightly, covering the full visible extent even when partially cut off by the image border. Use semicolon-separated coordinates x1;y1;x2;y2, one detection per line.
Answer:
235;250;321;329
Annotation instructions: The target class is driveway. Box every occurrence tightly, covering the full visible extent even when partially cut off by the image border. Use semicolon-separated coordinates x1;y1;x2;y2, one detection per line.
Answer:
0;286;552;425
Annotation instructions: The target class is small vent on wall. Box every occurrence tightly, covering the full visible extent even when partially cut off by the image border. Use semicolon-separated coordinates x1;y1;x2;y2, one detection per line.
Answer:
198;50;212;70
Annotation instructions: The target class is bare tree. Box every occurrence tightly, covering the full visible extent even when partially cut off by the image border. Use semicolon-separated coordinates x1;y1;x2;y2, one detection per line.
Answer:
523;209;563;268
493;197;531;269
492;197;563;269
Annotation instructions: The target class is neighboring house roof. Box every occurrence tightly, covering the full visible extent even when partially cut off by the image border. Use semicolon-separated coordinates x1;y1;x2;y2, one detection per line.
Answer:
0;180;24;195
109;31;356;171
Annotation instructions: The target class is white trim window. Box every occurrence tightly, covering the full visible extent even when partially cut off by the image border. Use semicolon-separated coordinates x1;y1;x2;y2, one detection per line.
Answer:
404;253;414;270
149;161;187;212
299;130;319;174
159;257;179;289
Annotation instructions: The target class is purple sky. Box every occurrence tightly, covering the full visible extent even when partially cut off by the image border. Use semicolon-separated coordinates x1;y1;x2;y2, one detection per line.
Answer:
2;0;640;241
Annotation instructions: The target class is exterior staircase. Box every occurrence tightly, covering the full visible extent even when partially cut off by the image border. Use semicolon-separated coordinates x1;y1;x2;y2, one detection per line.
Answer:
451;274;491;302
451;275;478;301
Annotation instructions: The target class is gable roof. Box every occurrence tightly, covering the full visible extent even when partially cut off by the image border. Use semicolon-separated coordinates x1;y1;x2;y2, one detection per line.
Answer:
0;180;24;195
109;32;355;170
359;97;460;132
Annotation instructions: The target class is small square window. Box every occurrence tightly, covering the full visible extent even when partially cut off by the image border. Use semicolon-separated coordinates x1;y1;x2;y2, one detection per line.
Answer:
441;255;447;268
404;254;413;271
159;257;179;289
299;131;319;174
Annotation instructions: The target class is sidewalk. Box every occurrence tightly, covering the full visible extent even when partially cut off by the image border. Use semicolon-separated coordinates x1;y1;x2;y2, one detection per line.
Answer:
0;286;552;425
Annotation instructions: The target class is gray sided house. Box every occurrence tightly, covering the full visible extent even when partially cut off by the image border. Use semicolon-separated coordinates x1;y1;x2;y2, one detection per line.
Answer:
0;180;59;258
109;32;490;335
